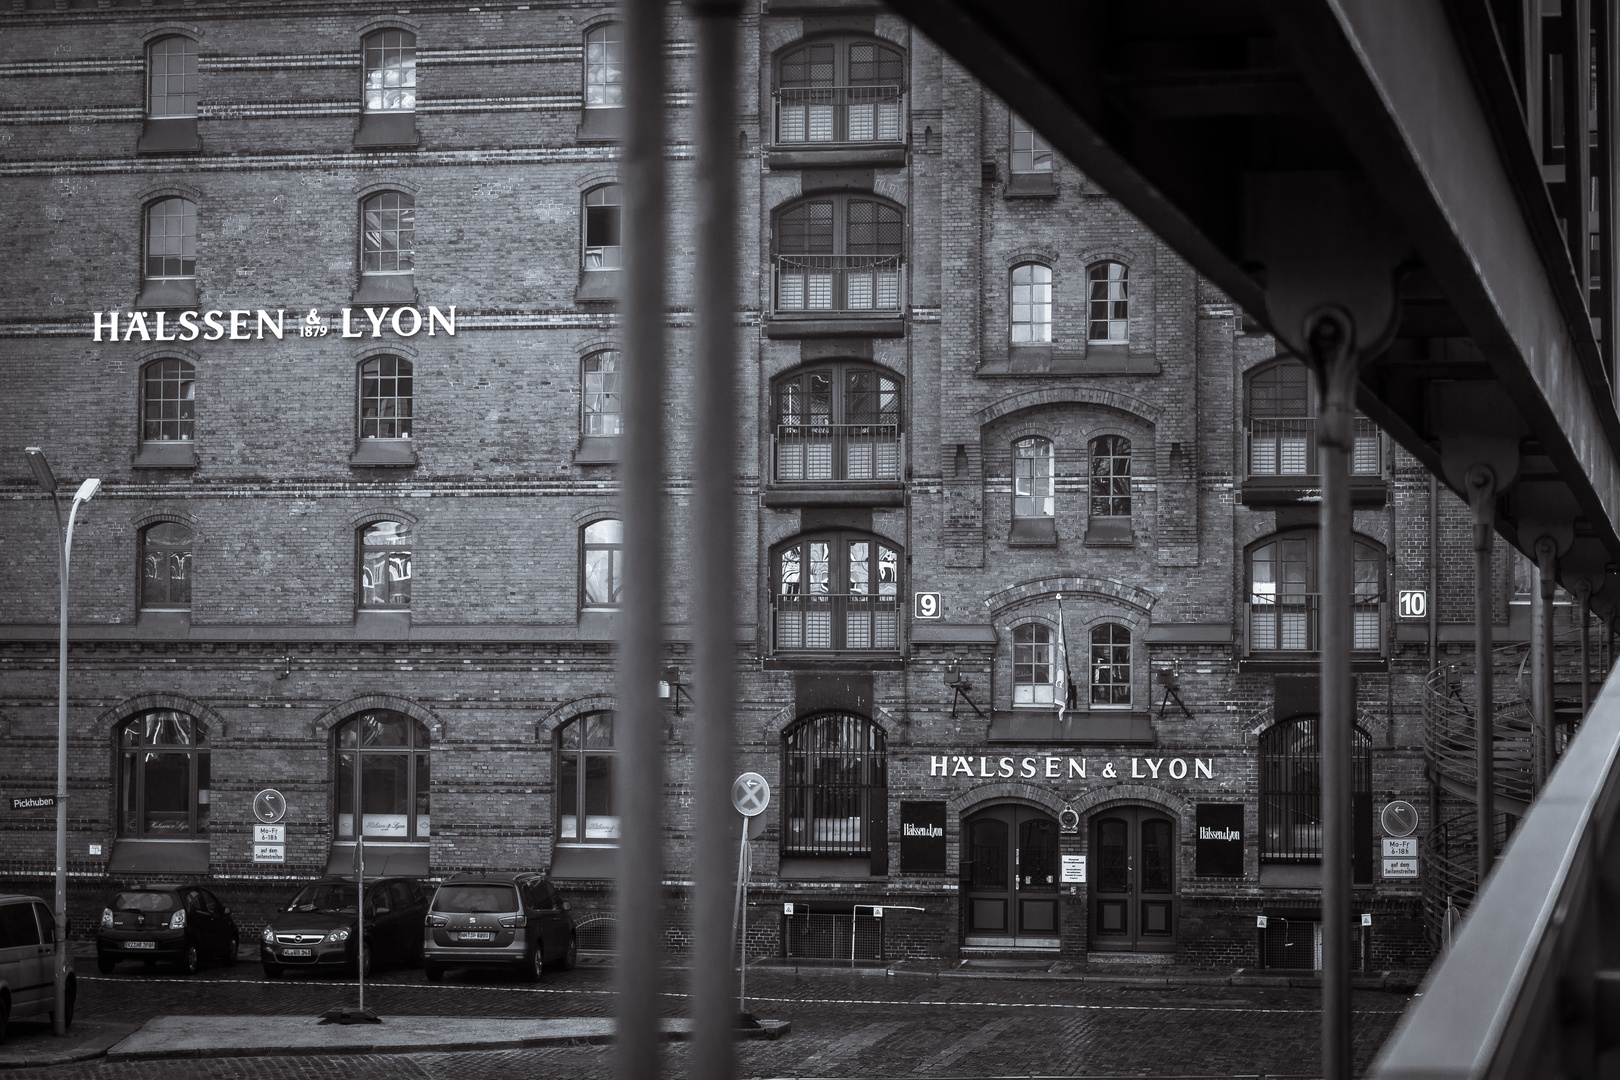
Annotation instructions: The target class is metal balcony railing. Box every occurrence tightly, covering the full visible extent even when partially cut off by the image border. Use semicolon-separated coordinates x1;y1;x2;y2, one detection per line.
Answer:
772;424;901;484
773;85;904;144
772;592;900;653
1246;415;1381;477
773;255;903;315
1246;591;1382;653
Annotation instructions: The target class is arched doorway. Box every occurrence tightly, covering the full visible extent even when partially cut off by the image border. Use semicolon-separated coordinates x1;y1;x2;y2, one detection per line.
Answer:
962;804;1060;948
1089;806;1177;953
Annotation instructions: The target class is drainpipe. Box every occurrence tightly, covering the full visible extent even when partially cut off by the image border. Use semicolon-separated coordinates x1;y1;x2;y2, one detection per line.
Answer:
1465;465;1498;879
1429;474;1438;671
1534;537;1558;787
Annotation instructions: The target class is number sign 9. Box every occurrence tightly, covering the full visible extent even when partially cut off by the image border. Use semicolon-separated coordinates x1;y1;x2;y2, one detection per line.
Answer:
914;592;942;619
1397;589;1427;619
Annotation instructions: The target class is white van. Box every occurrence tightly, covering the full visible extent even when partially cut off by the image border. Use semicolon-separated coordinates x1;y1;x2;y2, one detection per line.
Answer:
0;894;75;1042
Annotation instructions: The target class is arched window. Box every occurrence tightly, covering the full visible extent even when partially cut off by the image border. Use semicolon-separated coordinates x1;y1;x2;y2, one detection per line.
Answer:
1087;261;1128;343
1013;437;1054;518
782;712;886;855
1013;623;1055;706
582;351;622;436
361;192;415;277
1089;623;1131;706
363;30;416;112
147;36;197;119
118;710;209;838
774;37;903;143
1010;264;1052;343
556;712;616;844
774;532;900;652
582;519;623;608
772;362;901;483
334;710;430;842
141;522;193;611
584;25;624;109
773;195;903;314
1089;436;1131;518
142;359;194;445
145;197;196;282
358;520;411;609
1245;359;1381;477
359;356;413;440
1259;716;1373;866
583;185;621;271
1248;531;1384;653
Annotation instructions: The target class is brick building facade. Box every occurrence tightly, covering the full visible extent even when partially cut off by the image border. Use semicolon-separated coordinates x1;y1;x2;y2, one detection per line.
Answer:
3;0;1540;972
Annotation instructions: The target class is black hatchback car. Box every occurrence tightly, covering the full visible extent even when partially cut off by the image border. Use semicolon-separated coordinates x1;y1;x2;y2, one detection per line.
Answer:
260;877;429;978
97;884;240;975
422;871;576;982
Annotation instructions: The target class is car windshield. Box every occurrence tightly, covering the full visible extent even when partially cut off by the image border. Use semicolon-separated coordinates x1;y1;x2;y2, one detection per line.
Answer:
112;891;176;912
286;884;359;913
431;885;519;913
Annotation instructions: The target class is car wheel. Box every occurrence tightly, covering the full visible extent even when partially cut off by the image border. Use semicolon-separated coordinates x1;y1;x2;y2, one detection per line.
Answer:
424;961;443;983
523;944;544;983
96;954;116;975
0;990;10;1045
357;943;374;979
178;942;200;976
221;935;238;965
262;963;283;980
558;934;578;972
54;976;75;1030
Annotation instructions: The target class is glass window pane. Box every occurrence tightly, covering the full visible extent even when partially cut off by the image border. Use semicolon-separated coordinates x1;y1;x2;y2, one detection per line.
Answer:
360;754;409;837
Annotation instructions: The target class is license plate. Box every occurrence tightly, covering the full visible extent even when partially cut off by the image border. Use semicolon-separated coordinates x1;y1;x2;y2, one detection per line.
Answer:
125;940;156;950
457;931;494;941
281;948;313;956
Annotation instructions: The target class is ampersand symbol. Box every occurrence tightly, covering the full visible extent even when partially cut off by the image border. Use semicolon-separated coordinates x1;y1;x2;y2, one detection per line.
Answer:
1101;762;1116;778
305;308;321;326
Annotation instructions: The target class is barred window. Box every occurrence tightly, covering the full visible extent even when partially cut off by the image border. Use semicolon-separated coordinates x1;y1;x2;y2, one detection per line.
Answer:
358;521;411;609
1013;437;1054;518
142;359;194;443
585;24;624;108
1013;623;1055;706
359;356;413;440
781;712;886;855
582;519;623;608
145;198;196;280
774;37;903;143
1089;623;1131;706
1259;717;1372;862
1087;261;1129;342
1010;264;1052;343
363;30;416;113
1010;114;1052;174
1089;435;1131;517
583;185;621;271
118;710;209;838
1246;359;1382;477
582;351;622;436
147;37;198;119
772;362;901;483
774;195;903;313
140;522;192;610
361;192;415;275
557;712;616;843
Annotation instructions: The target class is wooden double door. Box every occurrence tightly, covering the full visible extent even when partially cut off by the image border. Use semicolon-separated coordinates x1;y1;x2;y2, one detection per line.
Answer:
1090;806;1177;952
962;805;1060;946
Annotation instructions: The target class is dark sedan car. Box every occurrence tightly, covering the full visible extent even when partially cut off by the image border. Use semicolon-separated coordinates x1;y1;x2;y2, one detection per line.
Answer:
260;876;428;978
97;884;239;975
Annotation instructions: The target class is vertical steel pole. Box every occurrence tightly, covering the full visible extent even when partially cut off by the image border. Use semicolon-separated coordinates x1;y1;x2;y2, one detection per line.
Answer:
1465;465;1498;881
53;507;69;1035
616;0;667;1074
1530;540;1551;789
1308;312;1354;1080
687;3;739;1073
1578;583;1591;721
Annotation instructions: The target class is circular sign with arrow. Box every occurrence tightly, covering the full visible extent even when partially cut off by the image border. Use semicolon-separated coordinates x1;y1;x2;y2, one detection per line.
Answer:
731;772;770;817
253;788;287;824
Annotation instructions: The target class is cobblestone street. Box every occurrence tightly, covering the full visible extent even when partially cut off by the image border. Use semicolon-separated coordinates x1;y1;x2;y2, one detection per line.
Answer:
2;961;1412;1078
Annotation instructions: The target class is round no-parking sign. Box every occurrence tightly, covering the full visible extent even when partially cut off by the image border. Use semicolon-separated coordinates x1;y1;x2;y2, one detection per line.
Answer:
732;773;770;817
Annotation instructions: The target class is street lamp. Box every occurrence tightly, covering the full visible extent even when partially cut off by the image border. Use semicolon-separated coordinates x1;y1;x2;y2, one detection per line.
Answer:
23;448;99;1036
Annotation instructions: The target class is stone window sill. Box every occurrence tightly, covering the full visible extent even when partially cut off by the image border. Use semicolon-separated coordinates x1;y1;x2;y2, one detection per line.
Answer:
350;439;417;467
133;441;196;469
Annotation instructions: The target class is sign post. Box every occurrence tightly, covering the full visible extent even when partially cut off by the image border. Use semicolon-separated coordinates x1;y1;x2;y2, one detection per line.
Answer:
731;772;770;1019
320;832;380;1024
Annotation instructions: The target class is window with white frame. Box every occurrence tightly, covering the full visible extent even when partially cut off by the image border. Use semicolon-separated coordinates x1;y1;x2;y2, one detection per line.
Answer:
774;37;904;144
582;351;622;436
359;356;413;440
582;519;623;608
1087;262;1129;342
557;712;617;843
1010;114;1052;174
361;192;414;278
773;195;903;313
1013;623;1056;706
1089;623;1131;706
585;24;624;109
583;185;621;271
363;30;416;112
142;359;195;444
147;37;198;119
1011;263;1052;343
145;198;196;283
1013;437;1054;518
358;521;412;610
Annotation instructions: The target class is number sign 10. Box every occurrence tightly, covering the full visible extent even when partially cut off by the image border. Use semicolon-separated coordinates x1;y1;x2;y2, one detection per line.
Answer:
914;592;942;619
1397;589;1427;618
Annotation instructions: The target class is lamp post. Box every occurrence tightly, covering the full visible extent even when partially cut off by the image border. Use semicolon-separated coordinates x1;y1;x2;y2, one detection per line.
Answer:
23;448;100;1036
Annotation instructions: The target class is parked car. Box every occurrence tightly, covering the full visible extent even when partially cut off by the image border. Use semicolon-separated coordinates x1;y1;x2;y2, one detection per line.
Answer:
422;871;576;982
260;876;428;978
96;884;239;976
0;894;74;1041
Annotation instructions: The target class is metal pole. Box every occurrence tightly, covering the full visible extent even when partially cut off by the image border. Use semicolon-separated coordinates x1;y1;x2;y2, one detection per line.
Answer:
687;0;740;1071
1531;539;1552;789
739;842;748;1015
1465;464;1498;881
1308;311;1355;1080
615;0;667;1072
53;498;70;1037
1579;584;1591;720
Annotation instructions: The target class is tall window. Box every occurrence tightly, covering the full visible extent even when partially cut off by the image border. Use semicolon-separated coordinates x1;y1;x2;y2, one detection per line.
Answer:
774;532;900;652
1259;717;1372;862
1010;264;1052;343
774;195;903;313
772;362;901;483
585;25;624;109
557;712;616;843
361;192;415;277
358;521;411;609
141;522;193;610
118;710;209;838
335;710;430;842
1089;623;1131;706
142;359;194;444
1246;360;1381;476
147;37;198;118
1089;436;1131;517
145;198;196;282
1087;262;1129;342
583;185;621;271
582;351;622;436
359;356;413;440
1010;114;1052;174
1013;437;1054;518
582;519;623;608
1013;623;1056;706
363;30;416;112
781;712;886;855
1248;532;1383;652
774;37;904;143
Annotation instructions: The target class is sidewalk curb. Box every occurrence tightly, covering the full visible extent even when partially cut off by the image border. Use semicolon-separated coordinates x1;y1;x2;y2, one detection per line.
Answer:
0;1022;141;1070
748;959;1421;994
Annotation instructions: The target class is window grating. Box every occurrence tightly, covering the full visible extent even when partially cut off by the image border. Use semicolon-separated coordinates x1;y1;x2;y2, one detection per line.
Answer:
1258;717;1372;862
782;712;885;855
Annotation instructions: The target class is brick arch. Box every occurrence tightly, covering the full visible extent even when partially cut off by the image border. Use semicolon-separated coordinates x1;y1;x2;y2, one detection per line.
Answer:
309;694;445;742
135;346;202;367
138;183;203;207
536;694;616;744
347;506;419;530
93;692;228;741
352;341;417;362
1068;782;1192;823
947;781;1068;819
140;23;203;44
985;576;1157;618
131;507;199;534
976;387;1162;428
356;15;420;36
354;178;419;199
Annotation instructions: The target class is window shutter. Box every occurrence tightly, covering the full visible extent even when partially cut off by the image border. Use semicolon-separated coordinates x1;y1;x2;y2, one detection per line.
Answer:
1352;791;1374;884
869;790;889;875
